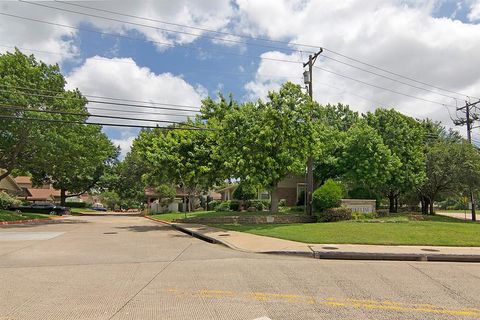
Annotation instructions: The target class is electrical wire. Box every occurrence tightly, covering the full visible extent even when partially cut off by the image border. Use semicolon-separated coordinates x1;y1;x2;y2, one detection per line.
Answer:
313;65;457;109
0;12;303;66
0;104;204;128
55;0;477;100
20;0;311;55
0;114;206;130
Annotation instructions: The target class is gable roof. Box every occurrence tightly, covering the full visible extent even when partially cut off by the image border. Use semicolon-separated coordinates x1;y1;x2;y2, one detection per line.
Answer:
14;176;32;185
0;169;23;194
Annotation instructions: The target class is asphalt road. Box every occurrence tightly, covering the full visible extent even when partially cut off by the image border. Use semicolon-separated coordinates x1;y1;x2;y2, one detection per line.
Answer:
0;215;479;320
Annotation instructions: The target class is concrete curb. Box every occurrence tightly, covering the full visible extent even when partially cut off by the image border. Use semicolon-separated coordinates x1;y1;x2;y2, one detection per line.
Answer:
143;216;480;263
0;217;53;225
313;251;480;262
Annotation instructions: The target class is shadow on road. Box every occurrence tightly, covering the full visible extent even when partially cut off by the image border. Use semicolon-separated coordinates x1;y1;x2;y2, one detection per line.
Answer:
115;225;171;232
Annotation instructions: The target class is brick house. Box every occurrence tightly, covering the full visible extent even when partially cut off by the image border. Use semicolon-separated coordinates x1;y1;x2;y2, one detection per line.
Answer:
14;176;61;203
0;170;24;196
217;174;306;207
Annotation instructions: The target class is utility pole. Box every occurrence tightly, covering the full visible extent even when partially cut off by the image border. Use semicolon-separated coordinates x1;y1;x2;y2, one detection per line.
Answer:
455;99;480;221
303;48;323;216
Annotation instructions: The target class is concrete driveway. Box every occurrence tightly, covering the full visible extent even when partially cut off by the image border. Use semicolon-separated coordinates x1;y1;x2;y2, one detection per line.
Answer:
0;215;479;320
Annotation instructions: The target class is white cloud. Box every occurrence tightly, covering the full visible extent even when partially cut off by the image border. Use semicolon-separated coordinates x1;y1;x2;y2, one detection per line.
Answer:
469;0;480;21
111;136;136;160
239;0;480;128
0;1;236;63
66;56;205;156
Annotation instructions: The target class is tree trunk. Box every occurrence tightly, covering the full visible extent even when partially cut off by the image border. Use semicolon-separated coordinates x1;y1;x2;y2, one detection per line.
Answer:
420;196;428;215
394;196;399;212
60;189;66;206
270;182;279;214
188;194;195;212
429;198;435;215
388;193;396;213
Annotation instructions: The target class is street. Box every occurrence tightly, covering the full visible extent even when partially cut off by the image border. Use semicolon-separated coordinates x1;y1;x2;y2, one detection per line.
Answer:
0;215;479;320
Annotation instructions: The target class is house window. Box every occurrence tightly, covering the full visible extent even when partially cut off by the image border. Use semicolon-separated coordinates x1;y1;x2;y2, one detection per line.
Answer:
297;183;306;204
259;191;270;200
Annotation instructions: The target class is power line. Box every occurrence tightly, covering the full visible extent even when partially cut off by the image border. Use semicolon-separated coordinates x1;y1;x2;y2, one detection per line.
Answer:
313;66;457;109
55;0;476;99
20;0;310;55
0;114;207;130
0;86;201;112
87;106;197;118
0;12;303;66
0;104;203;128
0;44;301;80
320;54;460;101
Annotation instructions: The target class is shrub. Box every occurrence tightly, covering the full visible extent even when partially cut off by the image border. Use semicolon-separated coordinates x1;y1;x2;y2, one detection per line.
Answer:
278;199;287;207
229;200;241;211
351;211;377;220
65;201;88;208
245;199;263;211
232;184;256;201
208;200;221;211
317;207;352;222
215;201;231;212
288;206;305;213
0;192;20;209
312;179;344;212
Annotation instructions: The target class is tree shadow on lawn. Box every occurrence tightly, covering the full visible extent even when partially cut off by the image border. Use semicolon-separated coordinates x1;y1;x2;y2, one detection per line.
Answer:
0;219;90;229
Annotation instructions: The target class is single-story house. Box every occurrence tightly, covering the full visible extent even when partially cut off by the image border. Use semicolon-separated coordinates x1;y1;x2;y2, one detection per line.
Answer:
14;176;62;203
217;174;306;207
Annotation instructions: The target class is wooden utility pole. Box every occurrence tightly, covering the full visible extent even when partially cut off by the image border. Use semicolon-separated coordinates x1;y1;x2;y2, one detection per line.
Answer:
303;49;322;216
455;99;480;221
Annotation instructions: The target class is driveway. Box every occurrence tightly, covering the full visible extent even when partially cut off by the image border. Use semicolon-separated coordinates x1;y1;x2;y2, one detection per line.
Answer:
0;215;479;319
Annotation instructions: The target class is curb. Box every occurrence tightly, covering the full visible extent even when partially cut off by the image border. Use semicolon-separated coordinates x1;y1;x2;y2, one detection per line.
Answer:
143;216;480;263
0;217;53;225
144;215;223;245
313;251;480;263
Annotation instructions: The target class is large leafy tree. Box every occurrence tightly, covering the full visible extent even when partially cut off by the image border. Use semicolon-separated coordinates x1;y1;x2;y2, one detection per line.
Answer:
312;103;359;185
137;120;224;212
365;109;426;212
341;123;401;192
0;49;67;181
30;123;118;205
221;82;312;213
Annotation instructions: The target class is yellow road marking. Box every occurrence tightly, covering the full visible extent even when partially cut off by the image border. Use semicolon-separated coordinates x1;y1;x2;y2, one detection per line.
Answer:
163;288;480;317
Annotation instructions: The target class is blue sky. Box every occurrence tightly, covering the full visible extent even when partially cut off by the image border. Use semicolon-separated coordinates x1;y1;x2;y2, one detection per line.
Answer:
1;0;480;156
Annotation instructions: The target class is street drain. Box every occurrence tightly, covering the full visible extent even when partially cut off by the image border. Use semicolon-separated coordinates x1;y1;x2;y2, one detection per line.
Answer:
218;234;230;237
322;246;339;250
103;232;118;235
421;248;440;252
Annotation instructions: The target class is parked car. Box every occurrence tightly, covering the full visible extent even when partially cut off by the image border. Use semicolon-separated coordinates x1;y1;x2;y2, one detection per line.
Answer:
10;202;68;215
93;207;107;212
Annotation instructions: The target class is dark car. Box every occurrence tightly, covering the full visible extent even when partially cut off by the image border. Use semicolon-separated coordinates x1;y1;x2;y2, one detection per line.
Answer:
92;207;107;212
11;202;68;215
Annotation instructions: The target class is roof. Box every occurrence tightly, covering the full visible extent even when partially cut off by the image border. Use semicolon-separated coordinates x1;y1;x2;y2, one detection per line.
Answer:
26;188;61;201
14;176;32;185
0;169;23;194
216;184;238;193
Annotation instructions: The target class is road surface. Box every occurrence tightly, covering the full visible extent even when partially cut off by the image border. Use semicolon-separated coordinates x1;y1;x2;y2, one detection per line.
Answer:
0;215;479;319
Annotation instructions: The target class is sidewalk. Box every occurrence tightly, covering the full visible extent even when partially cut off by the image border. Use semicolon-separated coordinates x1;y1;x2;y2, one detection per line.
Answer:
145;216;480;262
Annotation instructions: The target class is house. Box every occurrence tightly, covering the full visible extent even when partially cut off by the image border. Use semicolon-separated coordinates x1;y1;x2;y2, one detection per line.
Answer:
144;187;221;213
0;170;25;196
14;176;61;203
217;174;306;207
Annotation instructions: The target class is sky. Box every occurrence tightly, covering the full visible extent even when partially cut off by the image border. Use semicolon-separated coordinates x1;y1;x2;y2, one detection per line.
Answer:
1;0;480;158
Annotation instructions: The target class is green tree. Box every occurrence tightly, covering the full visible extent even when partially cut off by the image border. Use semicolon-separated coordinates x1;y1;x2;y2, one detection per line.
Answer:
100;190;121;210
30;124;118;205
340;123;401;193
0;49;69;181
221;82;312;213
312;179;345;212
365;109;425;212
138;121;224;212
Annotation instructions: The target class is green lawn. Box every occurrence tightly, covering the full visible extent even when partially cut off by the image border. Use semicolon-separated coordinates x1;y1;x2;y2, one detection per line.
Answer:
214;214;480;247
151;210;302;222
0;209;51;222
69;208;97;214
